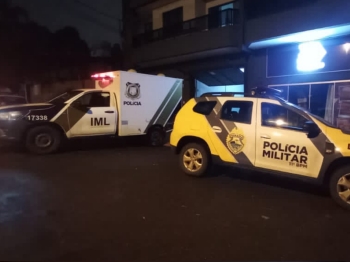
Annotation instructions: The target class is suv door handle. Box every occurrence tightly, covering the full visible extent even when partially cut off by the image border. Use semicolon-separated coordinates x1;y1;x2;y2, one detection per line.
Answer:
105;111;114;113
260;135;271;139
212;126;222;133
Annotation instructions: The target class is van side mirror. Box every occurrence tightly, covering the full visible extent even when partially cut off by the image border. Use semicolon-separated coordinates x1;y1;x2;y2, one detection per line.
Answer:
303;121;320;138
72;99;84;108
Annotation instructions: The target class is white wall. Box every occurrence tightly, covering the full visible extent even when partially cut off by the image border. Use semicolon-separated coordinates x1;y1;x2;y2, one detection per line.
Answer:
152;0;196;29
195;80;243;97
205;0;237;14
245;0;350;44
151;0;238;29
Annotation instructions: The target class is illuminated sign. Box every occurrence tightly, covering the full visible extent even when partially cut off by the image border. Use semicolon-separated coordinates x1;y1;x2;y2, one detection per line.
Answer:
267;39;350;77
297;41;327;72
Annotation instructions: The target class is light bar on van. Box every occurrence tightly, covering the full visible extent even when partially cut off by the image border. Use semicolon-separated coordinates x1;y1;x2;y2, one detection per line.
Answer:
91;72;115;80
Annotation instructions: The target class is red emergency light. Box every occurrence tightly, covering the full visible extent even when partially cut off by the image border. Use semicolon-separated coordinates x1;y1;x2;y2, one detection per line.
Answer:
91;72;115;80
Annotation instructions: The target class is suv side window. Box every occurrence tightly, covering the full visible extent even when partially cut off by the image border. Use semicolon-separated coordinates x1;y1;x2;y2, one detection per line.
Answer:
193;101;217;115
74;92;110;107
221;101;253;124
261;102;308;131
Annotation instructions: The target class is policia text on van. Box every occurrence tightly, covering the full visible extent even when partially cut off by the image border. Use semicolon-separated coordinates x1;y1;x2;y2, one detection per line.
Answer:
170;88;350;210
0;71;183;154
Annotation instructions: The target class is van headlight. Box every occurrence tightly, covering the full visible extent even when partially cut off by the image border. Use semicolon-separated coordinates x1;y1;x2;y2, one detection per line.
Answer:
0;111;23;121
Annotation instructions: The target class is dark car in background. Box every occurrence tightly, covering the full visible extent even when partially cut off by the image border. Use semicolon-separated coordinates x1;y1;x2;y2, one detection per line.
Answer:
0;95;27;106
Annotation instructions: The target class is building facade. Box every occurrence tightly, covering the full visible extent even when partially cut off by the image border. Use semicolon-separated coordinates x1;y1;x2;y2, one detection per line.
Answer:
123;0;246;102
245;0;350;130
123;0;350;128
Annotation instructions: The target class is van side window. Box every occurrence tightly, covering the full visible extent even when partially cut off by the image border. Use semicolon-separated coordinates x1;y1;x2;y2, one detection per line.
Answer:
74;92;110;107
193;101;217;115
261;102;308;131
221;101;253;124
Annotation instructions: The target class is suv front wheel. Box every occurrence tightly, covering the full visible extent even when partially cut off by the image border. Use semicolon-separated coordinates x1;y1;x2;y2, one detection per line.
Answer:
330;166;350;210
179;143;210;177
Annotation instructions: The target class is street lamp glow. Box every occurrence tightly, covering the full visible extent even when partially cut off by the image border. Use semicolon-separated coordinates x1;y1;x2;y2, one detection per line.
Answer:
343;43;350;53
297;41;327;72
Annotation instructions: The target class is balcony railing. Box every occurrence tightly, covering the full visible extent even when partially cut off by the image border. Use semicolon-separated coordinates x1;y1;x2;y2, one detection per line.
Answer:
133;8;240;47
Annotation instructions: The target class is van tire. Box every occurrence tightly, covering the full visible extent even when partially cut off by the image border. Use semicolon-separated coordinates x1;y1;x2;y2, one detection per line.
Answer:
147;127;165;147
179;143;210;177
25;126;62;155
329;166;350;211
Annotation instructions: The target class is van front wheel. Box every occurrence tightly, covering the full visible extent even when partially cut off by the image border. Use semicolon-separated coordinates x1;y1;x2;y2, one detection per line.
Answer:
25;126;62;155
329;166;350;211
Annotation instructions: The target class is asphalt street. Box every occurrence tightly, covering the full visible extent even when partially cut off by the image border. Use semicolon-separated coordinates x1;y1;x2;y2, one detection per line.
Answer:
0;138;349;261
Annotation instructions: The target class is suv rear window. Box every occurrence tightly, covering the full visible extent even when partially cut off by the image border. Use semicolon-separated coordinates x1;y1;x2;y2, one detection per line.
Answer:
193;101;217;115
221;101;253;124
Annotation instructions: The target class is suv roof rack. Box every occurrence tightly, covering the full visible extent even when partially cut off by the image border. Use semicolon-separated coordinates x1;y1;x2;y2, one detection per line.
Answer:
251;86;283;96
200;92;246;97
200;86;286;100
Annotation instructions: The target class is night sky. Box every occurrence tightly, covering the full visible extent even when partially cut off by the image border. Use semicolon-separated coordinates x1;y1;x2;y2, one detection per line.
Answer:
11;0;122;47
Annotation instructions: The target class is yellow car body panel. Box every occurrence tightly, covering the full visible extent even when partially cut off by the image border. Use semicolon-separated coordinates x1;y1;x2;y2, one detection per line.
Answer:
172;96;350;181
170;99;219;156
171;93;350;210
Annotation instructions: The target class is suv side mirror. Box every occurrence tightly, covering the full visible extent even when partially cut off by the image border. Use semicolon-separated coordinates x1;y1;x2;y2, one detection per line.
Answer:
303;121;320;138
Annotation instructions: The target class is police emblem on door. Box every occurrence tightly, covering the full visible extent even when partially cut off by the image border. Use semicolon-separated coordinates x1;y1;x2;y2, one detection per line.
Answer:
226;128;245;155
125;82;141;100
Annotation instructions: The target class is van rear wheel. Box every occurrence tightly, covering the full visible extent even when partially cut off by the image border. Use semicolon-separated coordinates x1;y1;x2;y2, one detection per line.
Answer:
25;126;62;155
147;127;165;147
179;143;210;177
329;166;350;211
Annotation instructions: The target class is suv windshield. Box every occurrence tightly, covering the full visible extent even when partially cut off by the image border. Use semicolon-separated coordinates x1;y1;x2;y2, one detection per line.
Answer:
49;90;83;104
309;113;337;128
282;100;337;128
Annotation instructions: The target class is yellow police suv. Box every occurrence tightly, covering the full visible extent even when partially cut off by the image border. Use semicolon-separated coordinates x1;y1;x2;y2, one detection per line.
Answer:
170;87;350;210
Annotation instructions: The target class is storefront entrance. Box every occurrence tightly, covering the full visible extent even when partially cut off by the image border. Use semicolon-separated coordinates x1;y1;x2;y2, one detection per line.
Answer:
194;66;244;97
269;80;350;130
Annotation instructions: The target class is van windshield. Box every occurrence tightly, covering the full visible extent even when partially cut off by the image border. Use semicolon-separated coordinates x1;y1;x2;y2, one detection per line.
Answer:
49;90;83;104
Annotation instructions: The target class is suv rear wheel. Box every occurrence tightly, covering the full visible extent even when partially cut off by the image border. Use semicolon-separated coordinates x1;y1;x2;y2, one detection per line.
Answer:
179;143;210;177
330;166;350;210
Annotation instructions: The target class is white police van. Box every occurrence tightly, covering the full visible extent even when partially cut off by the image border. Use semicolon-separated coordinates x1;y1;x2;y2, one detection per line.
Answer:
0;71;183;154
